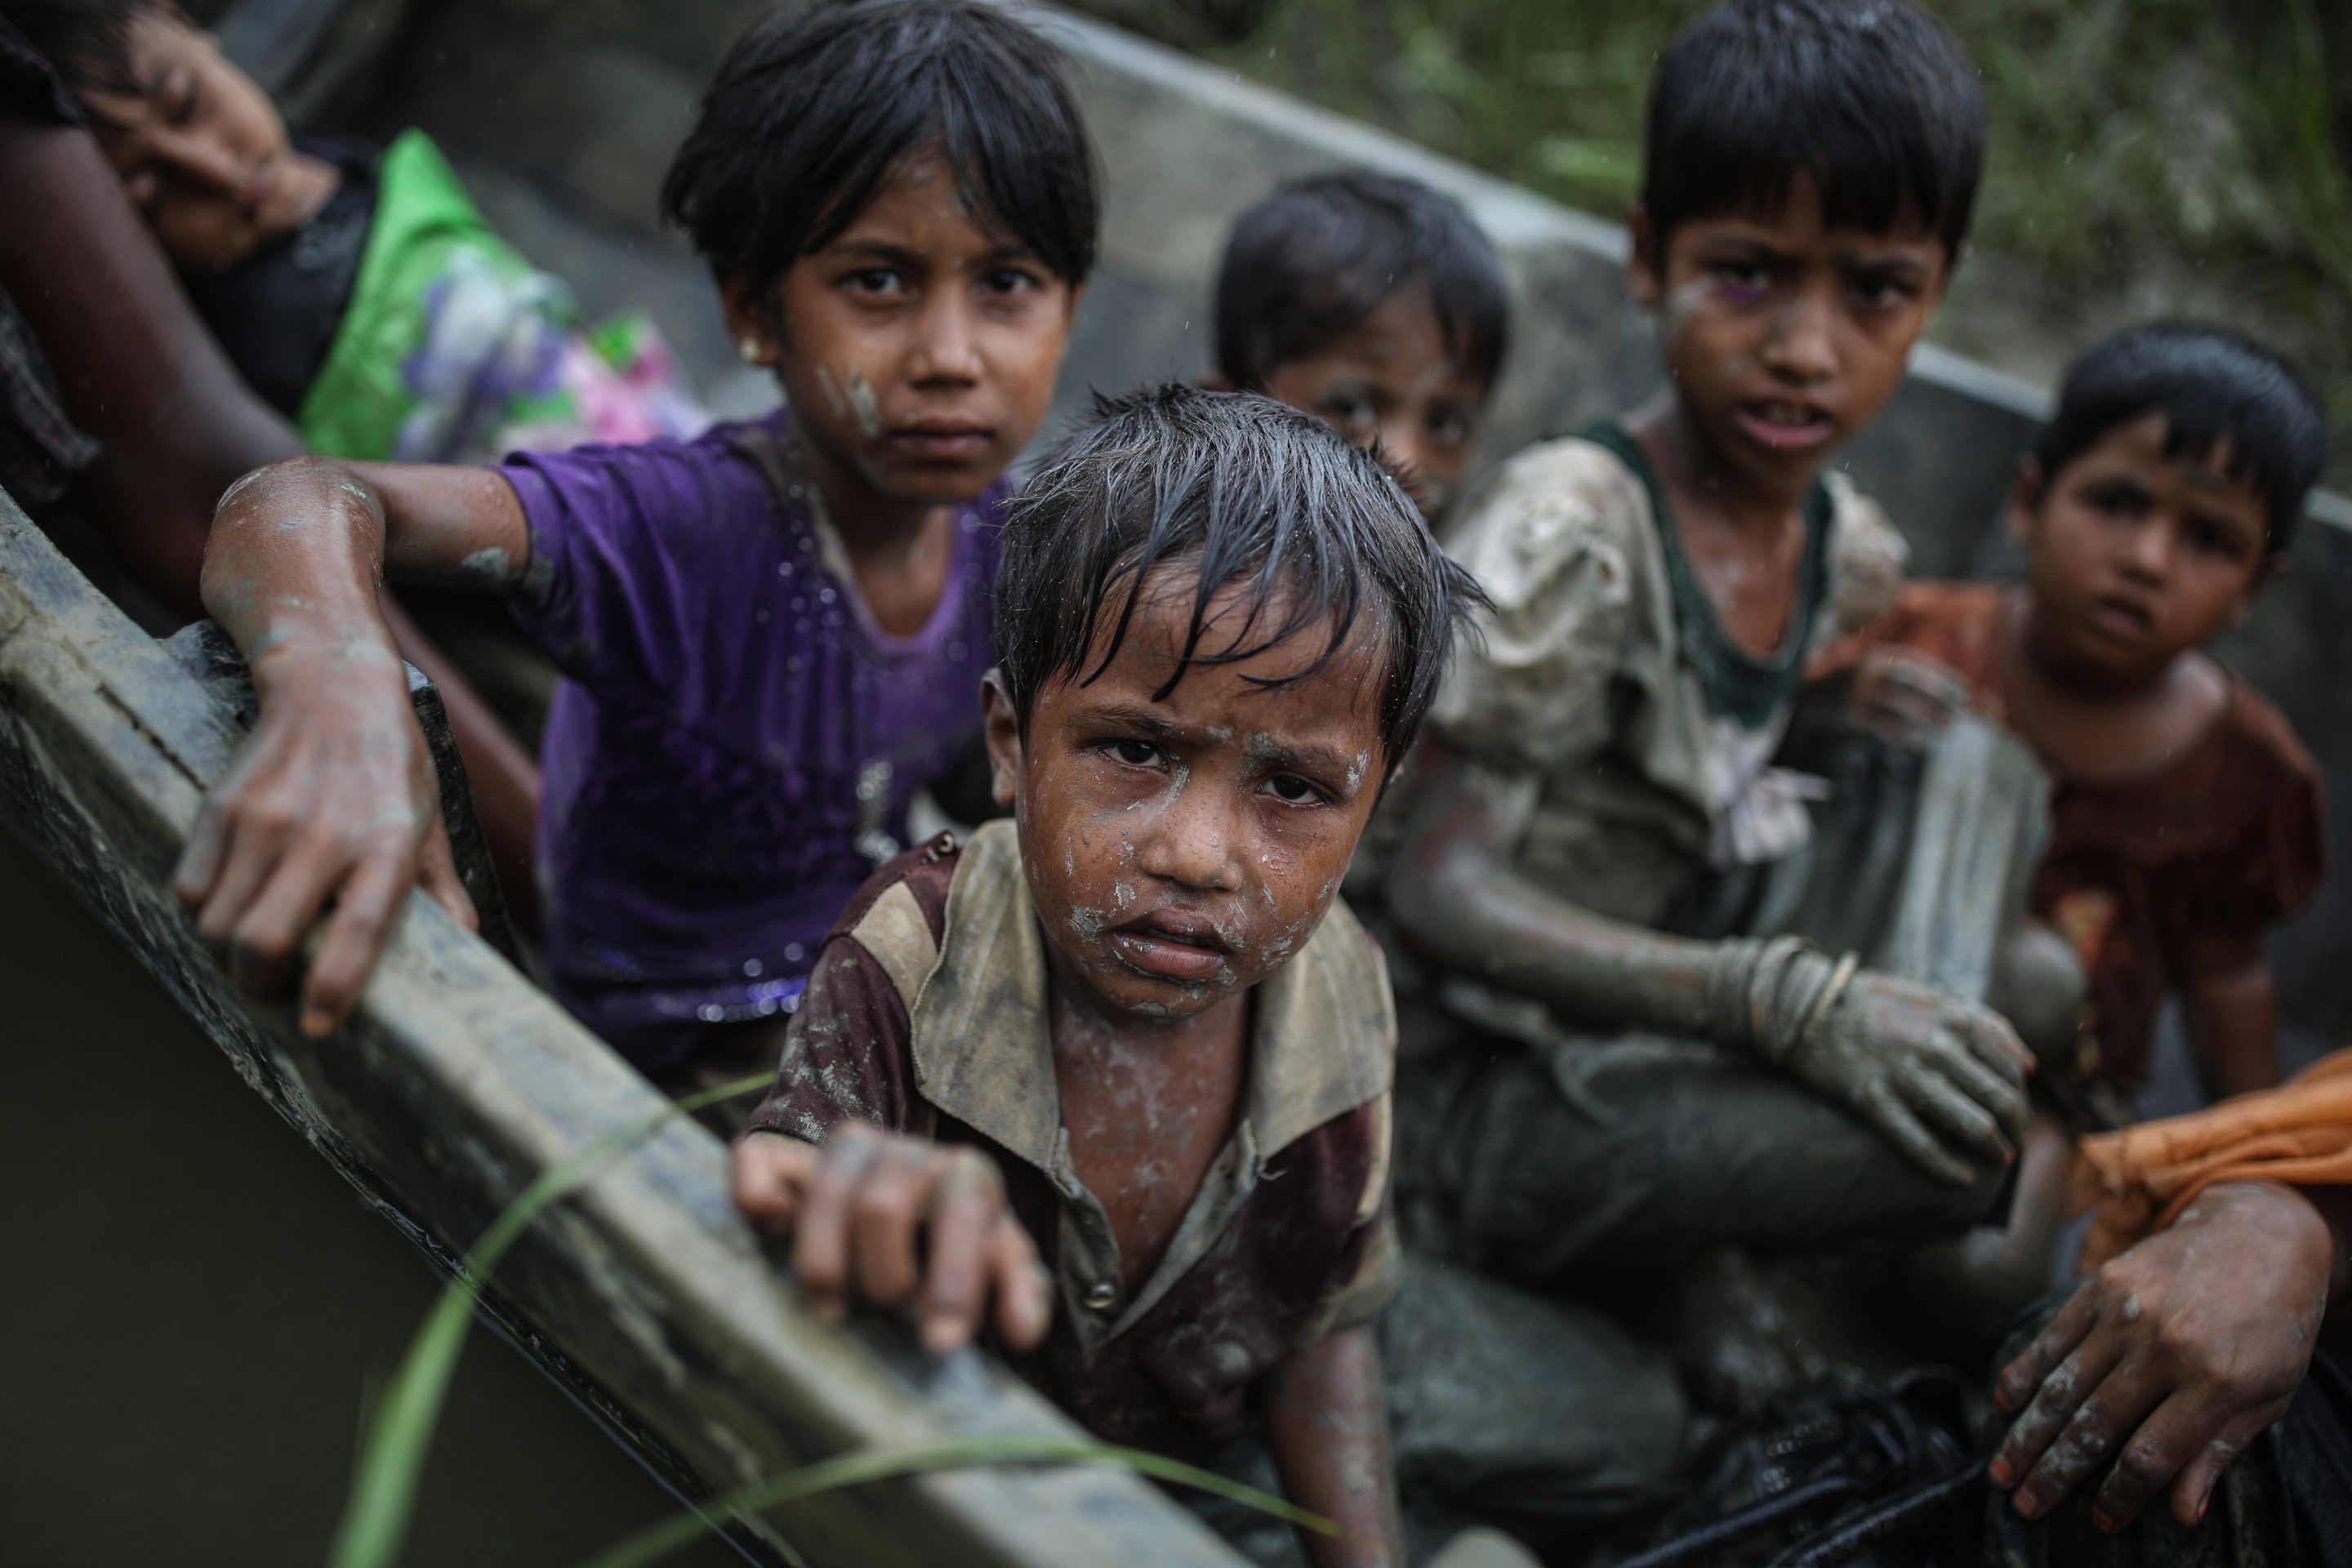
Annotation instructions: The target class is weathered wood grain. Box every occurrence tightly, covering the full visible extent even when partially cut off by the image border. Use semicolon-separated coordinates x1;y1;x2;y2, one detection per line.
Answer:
0;498;1246;1567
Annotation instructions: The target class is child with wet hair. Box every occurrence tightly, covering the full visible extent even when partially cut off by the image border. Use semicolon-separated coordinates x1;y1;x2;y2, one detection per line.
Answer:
1210;170;1510;519
731;383;1484;1567
167;1;1098;1096
1;0;705;461
1825;323;2331;1125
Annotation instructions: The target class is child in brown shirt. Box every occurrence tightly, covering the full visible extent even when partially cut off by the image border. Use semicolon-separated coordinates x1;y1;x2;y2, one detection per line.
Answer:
1824;322;2330;1128
732;385;1482;1566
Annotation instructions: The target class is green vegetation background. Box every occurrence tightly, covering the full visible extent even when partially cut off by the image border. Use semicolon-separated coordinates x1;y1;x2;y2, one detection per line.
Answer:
1098;0;2352;487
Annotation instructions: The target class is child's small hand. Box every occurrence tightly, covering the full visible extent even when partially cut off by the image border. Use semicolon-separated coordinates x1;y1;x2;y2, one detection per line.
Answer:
733;1125;1054;1354
1849;648;1971;752
1785;968;2033;1187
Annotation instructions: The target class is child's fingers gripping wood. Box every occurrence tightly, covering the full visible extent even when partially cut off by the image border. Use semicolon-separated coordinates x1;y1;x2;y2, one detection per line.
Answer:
282;823;465;1037
732;1124;1053;1354
176;456;513;1037
922;1149;1053;1354
173;644;474;1036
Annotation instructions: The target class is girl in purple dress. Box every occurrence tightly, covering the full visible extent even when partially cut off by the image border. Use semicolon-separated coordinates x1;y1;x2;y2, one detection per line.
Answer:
169;0;1098;1087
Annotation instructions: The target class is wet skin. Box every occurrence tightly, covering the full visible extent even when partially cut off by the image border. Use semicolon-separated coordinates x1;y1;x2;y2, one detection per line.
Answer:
76;8;342;273
1625;174;1947;657
1250;281;1489;519
1990;1180;2352;1531
735;575;1406;1566
1863;416;2287;1096
721;149;1079;636
176;151;1078;1033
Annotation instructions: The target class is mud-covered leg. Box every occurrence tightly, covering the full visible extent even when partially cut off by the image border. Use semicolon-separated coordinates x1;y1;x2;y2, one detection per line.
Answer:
1378;1253;1687;1555
1394;1036;2009;1283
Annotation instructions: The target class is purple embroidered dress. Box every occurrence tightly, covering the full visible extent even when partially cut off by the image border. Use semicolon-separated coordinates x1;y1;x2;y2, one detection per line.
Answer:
498;411;1005;1071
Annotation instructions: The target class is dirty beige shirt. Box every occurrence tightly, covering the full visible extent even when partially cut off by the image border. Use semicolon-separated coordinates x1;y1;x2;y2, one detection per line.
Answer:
1431;434;1906;926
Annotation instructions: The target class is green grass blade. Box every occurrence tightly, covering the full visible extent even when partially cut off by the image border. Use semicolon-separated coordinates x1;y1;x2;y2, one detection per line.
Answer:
576;1434;1335;1568
327;1072;773;1568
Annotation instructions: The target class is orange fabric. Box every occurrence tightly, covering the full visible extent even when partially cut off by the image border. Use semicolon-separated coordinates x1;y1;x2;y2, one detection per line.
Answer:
2072;1049;2352;1269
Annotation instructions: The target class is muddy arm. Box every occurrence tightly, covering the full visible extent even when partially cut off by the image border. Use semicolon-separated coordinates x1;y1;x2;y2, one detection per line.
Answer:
1263;1325;1405;1568
1388;737;2029;1183
175;457;530;1034
1384;736;1717;1036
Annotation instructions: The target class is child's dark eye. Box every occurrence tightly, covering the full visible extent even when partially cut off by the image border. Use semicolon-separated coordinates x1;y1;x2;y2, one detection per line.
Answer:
2083;483;2148;520
1427;406;1473;446
1110;738;1163;768
2186;517;2254;561
980;266;1041;296
1713;264;1771;302
841;268;906;296
1851;274;1916;308
1319;394;1378;434
1263;773;1327;806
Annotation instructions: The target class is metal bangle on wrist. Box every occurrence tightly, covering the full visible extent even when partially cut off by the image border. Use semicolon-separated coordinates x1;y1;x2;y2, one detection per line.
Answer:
1707;937;1865;1065
1709;934;1823;1060
1800;951;1863;1045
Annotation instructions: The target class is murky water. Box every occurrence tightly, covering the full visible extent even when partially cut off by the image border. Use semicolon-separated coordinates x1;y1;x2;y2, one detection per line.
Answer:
0;828;742;1567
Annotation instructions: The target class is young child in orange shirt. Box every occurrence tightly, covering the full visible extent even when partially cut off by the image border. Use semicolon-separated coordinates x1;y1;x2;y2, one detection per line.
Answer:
1825;322;2330;1127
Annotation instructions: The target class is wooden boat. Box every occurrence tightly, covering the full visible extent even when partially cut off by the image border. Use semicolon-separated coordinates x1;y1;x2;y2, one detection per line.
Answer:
7;2;2352;1562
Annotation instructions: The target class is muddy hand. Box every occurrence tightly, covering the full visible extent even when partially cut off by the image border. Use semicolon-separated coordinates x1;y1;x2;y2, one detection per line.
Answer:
1791;969;2031;1186
733;1125;1054;1354
172;648;473;1037
1990;1181;2329;1530
1851;648;1971;752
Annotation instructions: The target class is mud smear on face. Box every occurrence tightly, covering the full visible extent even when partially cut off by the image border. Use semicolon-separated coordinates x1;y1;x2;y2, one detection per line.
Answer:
1659;278;1715;354
813;365;851;424
844;369;885;439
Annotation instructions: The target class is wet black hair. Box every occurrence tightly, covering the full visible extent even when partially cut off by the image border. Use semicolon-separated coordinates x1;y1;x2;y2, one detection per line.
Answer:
1214;171;1512;394
2;0;158;100
2032;322;2332;556
1641;0;1985;265
996;383;1486;765
660;0;1098;313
